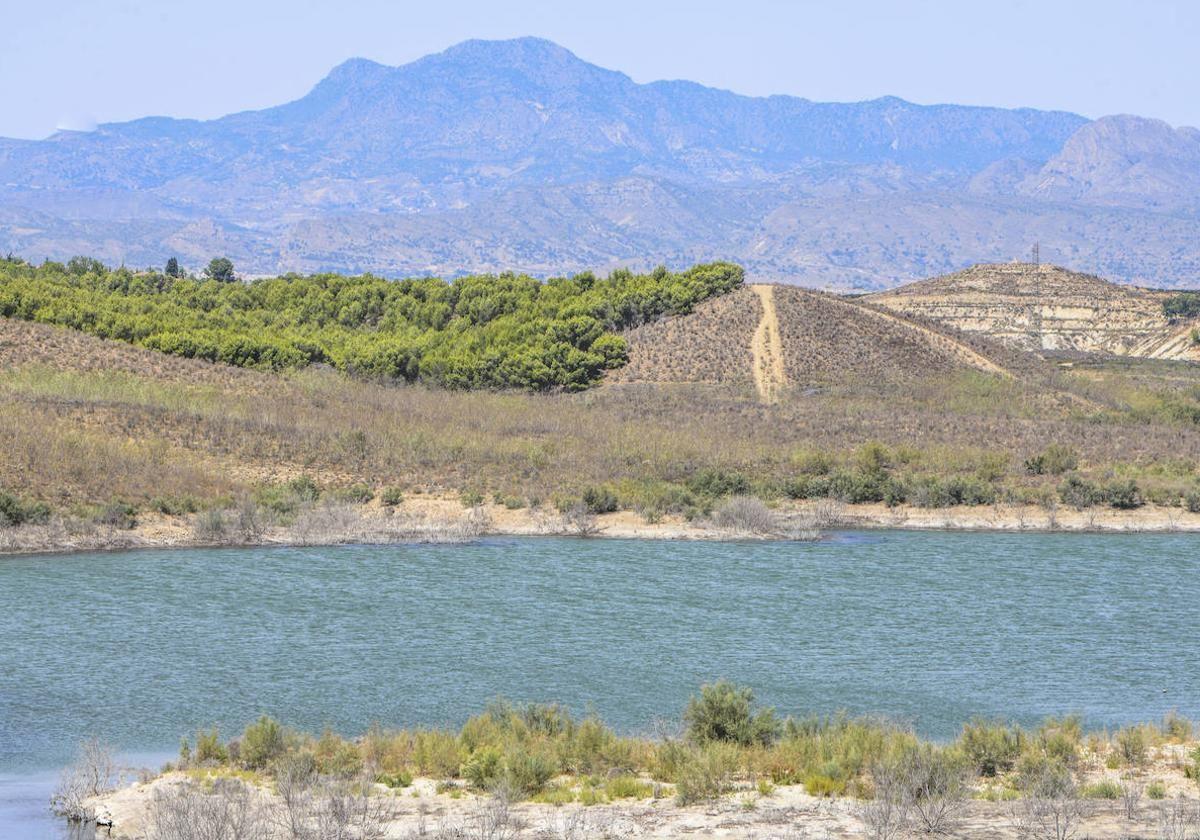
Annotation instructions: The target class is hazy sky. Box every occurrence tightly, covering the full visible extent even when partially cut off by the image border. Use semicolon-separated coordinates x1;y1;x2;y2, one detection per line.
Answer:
2;0;1196;139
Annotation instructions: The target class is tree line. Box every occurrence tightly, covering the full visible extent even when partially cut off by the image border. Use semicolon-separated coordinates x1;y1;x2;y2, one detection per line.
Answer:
0;256;744;390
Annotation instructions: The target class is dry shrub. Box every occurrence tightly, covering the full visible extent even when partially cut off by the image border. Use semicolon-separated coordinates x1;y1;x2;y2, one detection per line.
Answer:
50;738;117;821
1009;763;1091;840
147;777;270;840
709;496;778;536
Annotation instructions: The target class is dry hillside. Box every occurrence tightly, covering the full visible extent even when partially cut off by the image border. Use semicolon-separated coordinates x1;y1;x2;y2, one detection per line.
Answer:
609;286;760;386
611;283;1029;393
6;312;1200;523
869;262;1200;359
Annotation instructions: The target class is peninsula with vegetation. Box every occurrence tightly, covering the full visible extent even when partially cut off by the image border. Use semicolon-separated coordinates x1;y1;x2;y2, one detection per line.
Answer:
4;253;1200;551
56;682;1200;839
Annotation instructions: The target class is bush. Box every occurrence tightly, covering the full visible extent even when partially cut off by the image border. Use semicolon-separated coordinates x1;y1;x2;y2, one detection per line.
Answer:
907;476;996;508
673;742;740;804
150;495;201;516
958;719;1023;777
377;770;413;788
1114;725;1150;767
255;476;320;516
461;746;503;789
0;490;51;527
330;483;373;504
710;496;778;535
686;468;751;499
1103;479;1143;510
503;747;556;796
803;772;846;798
604;775;653;799
240;716;286;770
95;501;137;529
1081;779;1121;799
581;485;619;514
826;470;890;504
1058;474;1102;510
1163;292;1200;320
683;680;781;747
460;490;484;507
380;486;405;507
194;729;228;765
1025;445;1079;476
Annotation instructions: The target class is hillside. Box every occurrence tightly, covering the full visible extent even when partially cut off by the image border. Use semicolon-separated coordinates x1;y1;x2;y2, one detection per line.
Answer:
4;38;1200;287
869;263;1200;359
612;284;1026;396
0;258;743;391
7;281;1200;538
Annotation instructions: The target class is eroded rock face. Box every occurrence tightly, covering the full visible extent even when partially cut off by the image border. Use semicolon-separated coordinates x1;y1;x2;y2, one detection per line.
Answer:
869;263;1200;359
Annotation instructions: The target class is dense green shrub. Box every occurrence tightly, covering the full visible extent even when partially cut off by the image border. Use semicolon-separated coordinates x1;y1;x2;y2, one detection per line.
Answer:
907;476;997;508
581;485;620;514
240;715;287;770
683;680;781;747
1163;292;1200;320
0;490;51;527
380;486;405;507
193;729;229;765
958;719;1024;777
0;258;743;391
255;475;321;516
1103;479;1143;510
149;495;200;516
685;468;751;499
1058;474;1102;509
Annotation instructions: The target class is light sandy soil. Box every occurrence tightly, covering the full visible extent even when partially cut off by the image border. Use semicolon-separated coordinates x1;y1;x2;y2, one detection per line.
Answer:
86;762;1200;840
750;284;787;404
5;496;1200;557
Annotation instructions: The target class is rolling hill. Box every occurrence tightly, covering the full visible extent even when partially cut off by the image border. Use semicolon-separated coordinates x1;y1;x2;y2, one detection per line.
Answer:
611;282;1032;397
869;263;1200;360
4;38;1200;287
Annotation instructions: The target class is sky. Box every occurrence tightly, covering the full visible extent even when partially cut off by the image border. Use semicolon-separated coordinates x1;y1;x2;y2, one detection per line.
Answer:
1;0;1196;139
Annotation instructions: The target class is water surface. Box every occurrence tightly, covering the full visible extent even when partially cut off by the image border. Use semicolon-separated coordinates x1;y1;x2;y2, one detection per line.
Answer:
2;532;1196;836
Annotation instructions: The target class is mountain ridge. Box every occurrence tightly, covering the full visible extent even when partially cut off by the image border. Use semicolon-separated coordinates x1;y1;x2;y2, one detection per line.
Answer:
2;37;1199;287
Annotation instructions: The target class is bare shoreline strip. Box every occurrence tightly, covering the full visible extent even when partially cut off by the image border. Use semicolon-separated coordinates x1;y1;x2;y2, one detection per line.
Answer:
2;497;1199;558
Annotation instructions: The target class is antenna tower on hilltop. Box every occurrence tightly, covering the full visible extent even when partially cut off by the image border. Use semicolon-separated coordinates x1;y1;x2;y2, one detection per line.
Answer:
1031;241;1040;266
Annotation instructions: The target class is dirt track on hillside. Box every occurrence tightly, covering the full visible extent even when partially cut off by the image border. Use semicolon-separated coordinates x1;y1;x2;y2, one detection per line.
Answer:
750;284;786;403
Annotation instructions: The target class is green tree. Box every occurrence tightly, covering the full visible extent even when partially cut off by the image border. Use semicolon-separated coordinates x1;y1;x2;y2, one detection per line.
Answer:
66;256;105;276
683;680;781;747
165;257;180;278
204;257;236;283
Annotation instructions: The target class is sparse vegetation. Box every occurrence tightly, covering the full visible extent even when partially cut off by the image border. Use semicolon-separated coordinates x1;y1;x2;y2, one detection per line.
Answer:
5;275;1200;535
72;693;1200;840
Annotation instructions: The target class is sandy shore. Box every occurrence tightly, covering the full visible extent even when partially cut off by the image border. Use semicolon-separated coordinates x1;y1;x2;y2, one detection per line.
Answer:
83;763;1200;840
3;496;1199;557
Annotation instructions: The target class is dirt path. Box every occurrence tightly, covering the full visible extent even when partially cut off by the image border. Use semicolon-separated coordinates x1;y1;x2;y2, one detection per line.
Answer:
750;284;786;403
854;300;1015;378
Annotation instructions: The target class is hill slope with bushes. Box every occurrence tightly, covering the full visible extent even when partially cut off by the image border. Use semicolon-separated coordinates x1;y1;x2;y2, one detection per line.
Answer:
0;257;743;391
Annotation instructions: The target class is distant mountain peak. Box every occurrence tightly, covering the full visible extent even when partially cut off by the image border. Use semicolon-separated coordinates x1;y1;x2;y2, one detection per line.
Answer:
2;37;1198;289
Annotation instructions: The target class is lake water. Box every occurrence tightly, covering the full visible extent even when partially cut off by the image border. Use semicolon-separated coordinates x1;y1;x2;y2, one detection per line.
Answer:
2;532;1197;837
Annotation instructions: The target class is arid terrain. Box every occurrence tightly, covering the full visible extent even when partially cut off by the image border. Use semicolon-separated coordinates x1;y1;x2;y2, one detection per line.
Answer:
4;261;1200;552
869;262;1200;359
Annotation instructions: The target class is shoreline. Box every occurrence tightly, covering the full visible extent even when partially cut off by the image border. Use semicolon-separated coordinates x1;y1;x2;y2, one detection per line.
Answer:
3;497;1199;558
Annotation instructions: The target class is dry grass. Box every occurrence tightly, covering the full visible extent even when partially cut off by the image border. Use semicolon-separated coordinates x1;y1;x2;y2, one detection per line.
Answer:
4;318;1200;516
